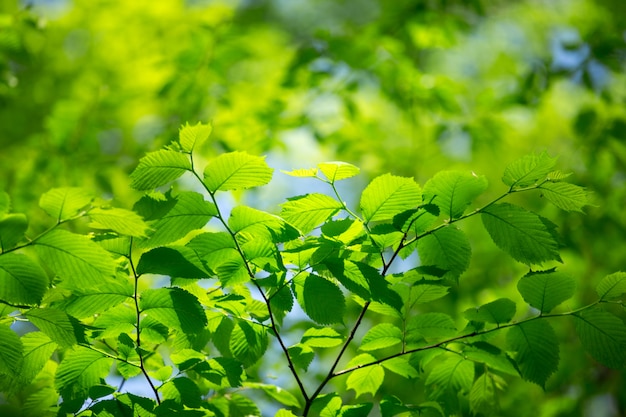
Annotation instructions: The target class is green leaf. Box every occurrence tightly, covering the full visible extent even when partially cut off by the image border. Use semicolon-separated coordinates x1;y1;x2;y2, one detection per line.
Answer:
469;372;506;415
88;207;150;237
19;332;57;384
137;246;210;279
481;203;561;265
281;193;343;234
287;344;315;371
130;149;191;190
229;205;299;243
301;327;344;348
186;232;239;271
203;151;273;192
381;357;419;379
318;161;360;182
393;205;439;235
294;274;345;325
161;377;201;407
464;342;518;376
140;191;217;249
0;253;48;305
359;323;402;351
281;167;319;178
25;308;83;347
0;213;28;251
517;269;576;313
60;280;133;318
573;308;626;369
596;272;626;301
507;320;559;387
140;287;207;334
179;122;212;152
116;333;141;379
425;356;474;399
0;191;9;216
538;182;589;212
34;229;116;288
417;226;471;281
55;347;113;400
502;152;557;188
400;279;450;309
423;170;488;219
321;218;365;244
346;353;385;398
360;174;422;222
244;382;301;408
309;394;343;417
0;324;22;377
340;403;374;417
39;187;94;221
463;298;516;325
408;312;457;339
229;320;268;367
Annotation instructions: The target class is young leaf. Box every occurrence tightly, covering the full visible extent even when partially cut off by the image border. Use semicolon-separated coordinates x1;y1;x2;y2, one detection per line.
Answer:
281;167;318;178
229;320;268;367
60;280;133;318
463;298;516;325
19;332;57;385
502;152;557;188
359;323;402;352
408;312;457;339
137;246;210;279
417;226;471;281
481;203;561;265
464;342;518;376
0;213;28;251
517;269;576;313
281;193;343;234
294;274;345;325
0;324;22;377
346;353;385;398
186;232;239;271
596;272;626;301
203;151;273;192
318;161;360;182
39;187;94;222
140;287;207;334
34;229;116;288
0;253;48;305
130;149;191;190
309;394;342;417
229;205;299;243
179;122;212;152
301;327;344;348
573;308;626;369
425;356;474;399
55;347;113;400
88;207;150;237
422;170;488;219
360;174;421;222
538;182;589;213
24;308;83;347
469;372;505;415
507;320;559;387
381;357;419;379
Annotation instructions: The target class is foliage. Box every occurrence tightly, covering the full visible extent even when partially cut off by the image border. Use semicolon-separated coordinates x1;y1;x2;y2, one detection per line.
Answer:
0;124;624;416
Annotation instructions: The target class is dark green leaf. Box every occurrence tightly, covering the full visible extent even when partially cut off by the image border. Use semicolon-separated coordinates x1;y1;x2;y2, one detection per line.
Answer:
517;269;576;313
596;272;626;301
203;151;273;192
160;377;201;408
140;287;207;334
0;253;48;305
137;246;210;279
360;174;422;222
464;342;518;376
417;226;471;281
502;152;557;188
573;308;626;369
423;170;488;219
244;382;301;408
130;149;191;190
463;298;516;325
294;274;345;325
309;394;342;417
281;193;343;234
469;372;506;415
408;312;457;339
39;188;93;221
425;356;474;399
229;320;268;367
0;213;28;251
287;344;315;371
507;320;559;387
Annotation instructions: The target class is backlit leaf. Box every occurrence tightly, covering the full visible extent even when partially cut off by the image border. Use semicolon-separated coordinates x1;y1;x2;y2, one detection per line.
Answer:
359;323;402;351
88;207;150;237
281;167;318;178
381;357;419;379
463;298;516;325
538;182;589;213
287;344;315;371
360;174;421;222
203;151;273;192
425;356;474;399
229;320;268;367
481;203;561;265
179;122;212;152
517;269;576;313
281;193;342;234
137;246;210;279
39;187;93;221
294;274;345;325
186;232;239;271
25;308;83;347
507;320;559;387
470;372;505;415
0;324;22;377
229;205;299;243
245;382;301;408
60;280;133;318
318;161;360;182
417;226;471;281
408;312;457;339
130;149;191;190
596;272;626;301
140;287;207;334
55;347;113;400
464;342;518;376
0;213;28;251
19;332;57;384
573;308;626;369
423;171;488;219
301;327;344;348
0;253;48;305
502;152;557;188
346;353;384;397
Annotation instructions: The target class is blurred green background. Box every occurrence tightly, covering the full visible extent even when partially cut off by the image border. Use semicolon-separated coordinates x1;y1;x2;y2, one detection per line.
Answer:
1;0;625;415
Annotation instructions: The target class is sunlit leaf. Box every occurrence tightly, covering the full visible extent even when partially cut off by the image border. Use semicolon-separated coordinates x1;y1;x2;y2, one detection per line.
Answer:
39;187;94;221
25;308;83;347
0;324;22;377
463;298;516;325
186;232;239;271
301;327;344;348
60;280;133;318
423;170;488;219
0;213;28;251
359;323;402;351
281;193;343;234
55;347;113;400
469;372;505;415
179;122;212;152
517;269;576;313
318;161;360;182
538;182;589;213
507;320;559;387
408;312;457;339
204;151;273;192
130;149;191;190
481;203;561;265
360;174;421;222
88;207;150;237
417;225;471;281
573;308;626;369
229;205;299;243
140;287;207;334
161;377;201;407
245;382;301;408
346;353;384;398
381;357;419;379
502;152;557;188
425;356;474;399
596;272;626;301
294;274;345;325
0;253;48;305
281;167;318;178
19;332;57;385
229;320;268;367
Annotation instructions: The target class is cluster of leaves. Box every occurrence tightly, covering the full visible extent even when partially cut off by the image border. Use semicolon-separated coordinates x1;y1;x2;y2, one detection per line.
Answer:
1;123;625;416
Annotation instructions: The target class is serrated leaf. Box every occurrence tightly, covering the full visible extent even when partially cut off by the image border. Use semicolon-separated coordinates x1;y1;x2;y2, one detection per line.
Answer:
381;357;419;379
425;356;474;399
408;312;457;339
204;151;273;192
229;320;268;367
573;308;626;369
417;226;471;281
137;246;209;279
281;167;319;177
469;372;505;415
340;402;374;417
186;232;239;271
161;377;201;407
295;274;345;325
245;382;301;408
301;327;344;348
88;207;150;237
502;152;557;188
596;272;626;301
517;269;576;313
25;308;83;347
39;188;94;221
61;280;133;318
287;344;315;371
0;213;28;251
0;324;22;377
403;281;450;308
321;218;365;244
140;287;207;334
130;149;191;190
281;193;343;234
507;320;559;387
179;122;212;152
55;347;113;400
19;332;57;384
346;353;384;398
116;333;141;379
423;171;488;219
538;182;589;212
140;191;217;249
310;394;342;417
0;253;48;305
463;298;516;325
229;205;299;243
34;229;116;288
393;205;439;234
318;161;360;182
481;203;561;265
359;323;402;351
464;342;518;376
360;174;422;222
